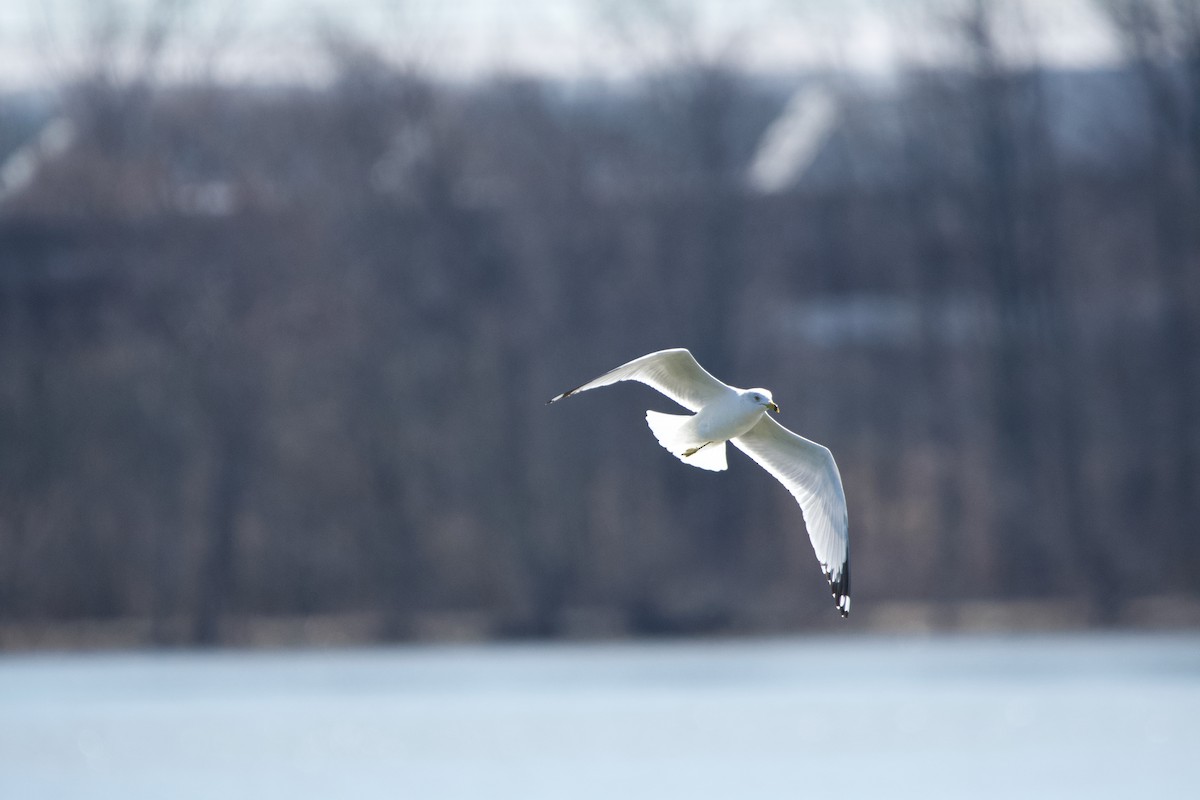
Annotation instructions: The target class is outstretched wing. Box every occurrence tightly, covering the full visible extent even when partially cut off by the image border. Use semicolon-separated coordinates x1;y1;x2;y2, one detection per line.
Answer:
733;415;850;617
547;348;733;412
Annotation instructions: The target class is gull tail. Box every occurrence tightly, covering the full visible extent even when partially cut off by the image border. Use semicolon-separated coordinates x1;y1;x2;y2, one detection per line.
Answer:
645;410;727;472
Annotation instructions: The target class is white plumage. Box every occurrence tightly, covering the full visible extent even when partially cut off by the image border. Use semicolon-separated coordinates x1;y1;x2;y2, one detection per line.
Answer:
548;348;850;617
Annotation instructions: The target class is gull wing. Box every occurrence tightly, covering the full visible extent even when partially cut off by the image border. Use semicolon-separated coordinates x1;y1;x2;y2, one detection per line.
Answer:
547;348;733;412
732;415;851;616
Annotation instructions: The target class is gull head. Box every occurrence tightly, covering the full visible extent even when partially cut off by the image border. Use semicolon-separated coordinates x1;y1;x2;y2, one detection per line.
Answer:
744;388;780;414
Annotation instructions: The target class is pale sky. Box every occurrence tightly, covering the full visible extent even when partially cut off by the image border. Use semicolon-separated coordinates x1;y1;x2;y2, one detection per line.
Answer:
0;0;1122;89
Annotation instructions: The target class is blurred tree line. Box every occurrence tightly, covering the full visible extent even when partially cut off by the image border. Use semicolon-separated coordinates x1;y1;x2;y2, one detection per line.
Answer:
1;0;1197;645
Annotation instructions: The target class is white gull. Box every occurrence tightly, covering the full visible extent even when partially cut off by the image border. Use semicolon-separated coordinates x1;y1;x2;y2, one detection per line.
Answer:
549;348;850;617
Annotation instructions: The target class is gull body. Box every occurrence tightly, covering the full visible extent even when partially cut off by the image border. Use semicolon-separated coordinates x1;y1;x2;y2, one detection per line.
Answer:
692;388;778;442
548;348;850;617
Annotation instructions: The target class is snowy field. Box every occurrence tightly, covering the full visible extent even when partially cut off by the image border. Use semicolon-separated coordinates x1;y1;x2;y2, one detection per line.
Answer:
1;633;1197;799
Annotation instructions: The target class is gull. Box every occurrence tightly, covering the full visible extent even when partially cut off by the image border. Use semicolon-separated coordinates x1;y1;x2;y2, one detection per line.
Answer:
548;348;850;617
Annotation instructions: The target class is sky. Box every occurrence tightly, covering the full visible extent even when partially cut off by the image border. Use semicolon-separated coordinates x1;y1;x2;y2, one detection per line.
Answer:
0;0;1122;89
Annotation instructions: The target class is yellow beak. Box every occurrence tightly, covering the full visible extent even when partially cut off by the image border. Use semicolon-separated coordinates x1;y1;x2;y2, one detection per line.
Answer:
768;402;780;413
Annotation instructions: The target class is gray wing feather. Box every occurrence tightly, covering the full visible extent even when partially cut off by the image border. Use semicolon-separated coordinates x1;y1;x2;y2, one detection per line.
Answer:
547;349;732;412
732;415;851;616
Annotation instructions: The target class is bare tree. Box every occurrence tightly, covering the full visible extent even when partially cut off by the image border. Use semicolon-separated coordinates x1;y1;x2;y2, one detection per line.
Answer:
1100;0;1200;584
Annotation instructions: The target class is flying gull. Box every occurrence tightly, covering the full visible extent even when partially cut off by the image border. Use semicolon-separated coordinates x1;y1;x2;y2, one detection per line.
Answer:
548;348;850;617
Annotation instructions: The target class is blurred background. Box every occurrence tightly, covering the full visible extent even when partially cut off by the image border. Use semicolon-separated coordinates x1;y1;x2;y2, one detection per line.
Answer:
0;0;1198;648
3;3;1200;798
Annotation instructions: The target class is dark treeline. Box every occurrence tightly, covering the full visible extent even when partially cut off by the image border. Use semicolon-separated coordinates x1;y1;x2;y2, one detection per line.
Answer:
2;3;1198;645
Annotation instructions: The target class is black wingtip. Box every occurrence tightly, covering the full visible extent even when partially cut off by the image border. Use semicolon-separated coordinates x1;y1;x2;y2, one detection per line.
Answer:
547;385;583;405
828;559;851;618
